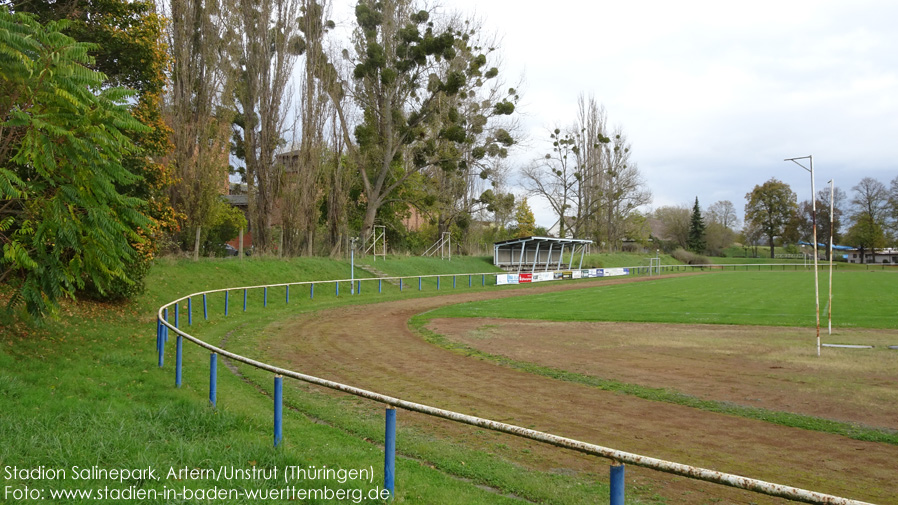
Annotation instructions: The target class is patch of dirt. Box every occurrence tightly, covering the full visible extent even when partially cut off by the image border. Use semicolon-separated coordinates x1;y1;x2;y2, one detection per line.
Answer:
427;318;898;430
262;276;897;504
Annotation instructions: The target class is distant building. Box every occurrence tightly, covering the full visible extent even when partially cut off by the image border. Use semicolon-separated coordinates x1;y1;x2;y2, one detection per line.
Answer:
843;247;898;264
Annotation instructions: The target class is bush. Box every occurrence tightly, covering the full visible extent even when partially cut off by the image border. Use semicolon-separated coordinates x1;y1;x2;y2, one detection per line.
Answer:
671;248;710;265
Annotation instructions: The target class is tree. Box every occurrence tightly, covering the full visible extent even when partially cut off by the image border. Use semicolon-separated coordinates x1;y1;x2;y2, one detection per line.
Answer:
795;186;846;260
328;0;515;243
706;200;739;230
704;200;738;256
522;128;579;238
524;97;651;247
889;175;898;235
1;10;151;318
596;128;651;249
687;197;706;253
13;0;176;292
513;197;536;238
423;23;521;248
232;0;304;252
164;0;239;258
846;214;886;263
651;205;690;250
744;178;797;259
281;0;336;256
848;177;889;262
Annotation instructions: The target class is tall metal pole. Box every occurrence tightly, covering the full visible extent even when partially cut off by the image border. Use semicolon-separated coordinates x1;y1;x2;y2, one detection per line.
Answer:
828;179;834;336
785;155;820;356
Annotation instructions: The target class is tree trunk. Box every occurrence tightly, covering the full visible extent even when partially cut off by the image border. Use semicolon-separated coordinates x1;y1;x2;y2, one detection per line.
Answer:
193;226;201;261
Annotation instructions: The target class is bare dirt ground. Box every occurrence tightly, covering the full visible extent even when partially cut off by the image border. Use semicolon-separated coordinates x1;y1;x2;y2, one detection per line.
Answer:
263;277;897;504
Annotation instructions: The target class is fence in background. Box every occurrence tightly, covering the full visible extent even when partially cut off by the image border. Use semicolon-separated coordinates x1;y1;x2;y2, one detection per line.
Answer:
156;265;873;505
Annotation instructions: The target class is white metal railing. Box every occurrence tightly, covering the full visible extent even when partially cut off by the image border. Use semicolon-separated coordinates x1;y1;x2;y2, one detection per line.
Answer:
155;265;873;505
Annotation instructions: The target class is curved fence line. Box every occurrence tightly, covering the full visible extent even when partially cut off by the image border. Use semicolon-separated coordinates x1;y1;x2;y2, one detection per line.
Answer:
155;265;874;505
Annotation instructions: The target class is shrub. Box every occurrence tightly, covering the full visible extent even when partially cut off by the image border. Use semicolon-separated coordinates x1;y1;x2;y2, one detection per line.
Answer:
671;248;710;265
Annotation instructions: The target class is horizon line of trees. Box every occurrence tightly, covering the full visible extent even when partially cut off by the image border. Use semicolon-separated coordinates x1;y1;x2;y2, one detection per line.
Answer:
651;174;898;262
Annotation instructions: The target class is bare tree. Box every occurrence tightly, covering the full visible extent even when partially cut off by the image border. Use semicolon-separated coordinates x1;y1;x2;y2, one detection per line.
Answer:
851;177;889;226
232;0;303;252
848;176;889;261
599;128;652;249
281;0;335;256
571;95;609;239
525;97;651;247
521;127;579;237
706;200;739;230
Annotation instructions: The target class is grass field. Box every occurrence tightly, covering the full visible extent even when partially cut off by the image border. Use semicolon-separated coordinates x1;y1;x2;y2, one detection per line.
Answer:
424;270;898;329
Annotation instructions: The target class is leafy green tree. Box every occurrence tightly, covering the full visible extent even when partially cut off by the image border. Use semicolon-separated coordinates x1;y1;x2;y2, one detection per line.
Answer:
744;178;797;259
687;197;706;253
0;10;151;318
11;0;177;294
845;214;886;263
514;197;536;238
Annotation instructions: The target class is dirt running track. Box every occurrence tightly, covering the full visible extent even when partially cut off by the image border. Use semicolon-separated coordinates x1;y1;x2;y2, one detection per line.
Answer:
262;276;896;504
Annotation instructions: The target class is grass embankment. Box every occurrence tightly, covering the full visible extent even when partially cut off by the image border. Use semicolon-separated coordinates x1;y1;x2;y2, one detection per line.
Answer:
413;270;898;444
1;255;633;505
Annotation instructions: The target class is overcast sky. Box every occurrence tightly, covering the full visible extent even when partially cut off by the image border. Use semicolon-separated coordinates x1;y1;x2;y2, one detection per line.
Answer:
333;0;898;228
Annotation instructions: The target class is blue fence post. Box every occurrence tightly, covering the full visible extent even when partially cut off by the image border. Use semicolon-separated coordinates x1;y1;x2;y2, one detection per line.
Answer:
174;303;179;330
163;308;169;343
209;353;217;407
469;275;472;287
274;376;283;447
243;289;247;312
175;334;183;388
610;464;625;505
203;293;208;320
482;274;485;287
357;280;361;294
418;277;421;291
379;279;382;293
437;276;440;290
264;287;268;307
156;318;163;367
286;285;290;304
399;278;403;292
188;297;192;326
225;291;229;316
336;281;339;296
311;283;314;299
453;276;456;289
384;407;396;498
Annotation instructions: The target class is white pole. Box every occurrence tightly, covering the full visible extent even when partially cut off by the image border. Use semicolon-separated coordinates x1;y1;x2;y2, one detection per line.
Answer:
785;155;820;357
810;157;820;357
828;179;834;335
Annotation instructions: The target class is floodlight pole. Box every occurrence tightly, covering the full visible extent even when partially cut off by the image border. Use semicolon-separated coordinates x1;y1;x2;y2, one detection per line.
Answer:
827;179;834;335
785;155;820;356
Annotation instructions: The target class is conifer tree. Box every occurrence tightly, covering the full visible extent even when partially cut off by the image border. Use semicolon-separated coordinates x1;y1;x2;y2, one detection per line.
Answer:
687;197;706;253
